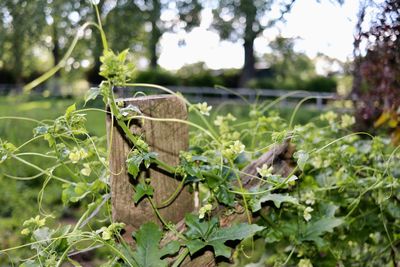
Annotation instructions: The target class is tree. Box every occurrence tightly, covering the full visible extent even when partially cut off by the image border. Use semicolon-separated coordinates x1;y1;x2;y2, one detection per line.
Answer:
86;0;202;83
352;0;400;141
139;0;202;69
42;0;92;93
210;0;344;87
0;0;46;90
210;0;296;87
266;37;315;86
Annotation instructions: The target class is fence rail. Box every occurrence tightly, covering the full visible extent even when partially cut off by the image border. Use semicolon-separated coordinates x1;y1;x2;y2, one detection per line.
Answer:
117;86;336;109
1;84;337;109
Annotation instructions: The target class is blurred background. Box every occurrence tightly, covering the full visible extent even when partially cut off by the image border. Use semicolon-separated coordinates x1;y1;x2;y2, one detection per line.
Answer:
0;0;367;97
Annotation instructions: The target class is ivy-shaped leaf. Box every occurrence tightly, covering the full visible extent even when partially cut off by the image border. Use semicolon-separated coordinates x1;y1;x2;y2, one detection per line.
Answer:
62;180;106;205
133;183;154;204
184;214;264;258
301;217;344;247
294;150;309;171
251;193;299;212
126;151;158;178
84;87;101;106
132;222;180;267
126;153;143;178
119;104;142;118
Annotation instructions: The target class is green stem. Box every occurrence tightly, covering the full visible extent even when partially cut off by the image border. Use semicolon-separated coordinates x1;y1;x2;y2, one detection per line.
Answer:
94;3;108;51
172;248;189;267
229;159;252;224
148;197;169;228
12;155;73;184
157;176;186;208
148;197;187;241
23;22;97;92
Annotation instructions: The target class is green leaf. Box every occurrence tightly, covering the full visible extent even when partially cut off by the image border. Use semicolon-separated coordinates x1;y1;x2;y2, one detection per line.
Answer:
214;184;235;207
143;152;158;168
294;150;309;171
185;214;218;240
61;181;106;205
33;125;49;136
119;104;142;117
251;193;298;211
302;217;344;247
65;103;76;120
19;260;40;267
33;227;52;243
126;151;158;178
160;240;180;256
184;214;264;258
84;87;100;106
126;154;144;178
133;183;154;204
208;223;265;245
207;241;232;258
185;239;206;255
132;222;177;267
118;49;129;62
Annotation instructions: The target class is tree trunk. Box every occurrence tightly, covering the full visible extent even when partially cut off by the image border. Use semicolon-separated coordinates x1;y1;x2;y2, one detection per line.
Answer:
239;38;256;88
12;31;23;94
51;22;61;96
238;1;257;88
88;1;105;84
149;0;161;69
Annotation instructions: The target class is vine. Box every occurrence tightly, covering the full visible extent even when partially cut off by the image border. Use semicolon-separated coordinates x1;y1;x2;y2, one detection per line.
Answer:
0;1;399;266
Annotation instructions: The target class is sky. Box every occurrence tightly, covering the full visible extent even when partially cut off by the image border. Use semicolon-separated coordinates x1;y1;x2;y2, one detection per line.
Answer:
157;1;361;71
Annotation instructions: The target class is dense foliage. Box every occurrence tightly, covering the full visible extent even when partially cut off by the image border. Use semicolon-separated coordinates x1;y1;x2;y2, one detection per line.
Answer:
0;2;399;266
1;77;399;266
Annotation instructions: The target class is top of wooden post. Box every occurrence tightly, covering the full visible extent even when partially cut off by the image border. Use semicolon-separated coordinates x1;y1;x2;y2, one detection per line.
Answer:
106;95;194;238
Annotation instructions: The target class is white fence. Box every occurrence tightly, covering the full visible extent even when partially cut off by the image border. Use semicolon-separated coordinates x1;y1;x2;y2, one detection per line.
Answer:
1;84;337;109
116;86;336;109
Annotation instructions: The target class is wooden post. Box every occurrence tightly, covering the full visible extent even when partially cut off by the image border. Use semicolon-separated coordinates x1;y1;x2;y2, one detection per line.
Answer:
106;95;194;238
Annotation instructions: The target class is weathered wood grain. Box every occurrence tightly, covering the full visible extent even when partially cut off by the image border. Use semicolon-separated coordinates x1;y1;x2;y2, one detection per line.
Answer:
106;95;194;236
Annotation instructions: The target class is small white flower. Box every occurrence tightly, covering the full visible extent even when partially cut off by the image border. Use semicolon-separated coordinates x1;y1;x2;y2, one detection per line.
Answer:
256;164;274;178
340;114;355;128
69;151;80;163
225;113;236;122
195;102;212;116
98;227;112;240
80;163;91;176
69;148;88;164
199;203;213;219
181;151;193;162
23;215;46;227
21;228;31;235
214;116;224;126
320;111;338;123
230;140;245;154
304;191;315;205
222;140;245;159
303;207;314;222
298;258;313;267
